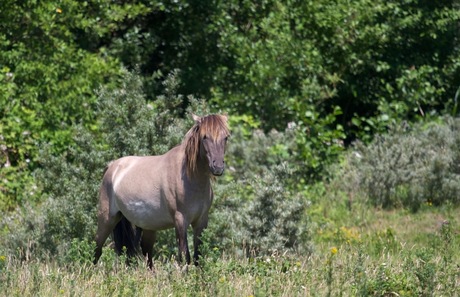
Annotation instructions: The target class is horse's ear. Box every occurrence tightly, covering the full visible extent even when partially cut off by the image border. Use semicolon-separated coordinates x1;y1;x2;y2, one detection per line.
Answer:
192;114;201;123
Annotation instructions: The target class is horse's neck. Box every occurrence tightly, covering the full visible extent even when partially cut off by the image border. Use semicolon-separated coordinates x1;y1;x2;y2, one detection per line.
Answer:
177;145;210;184
189;154;211;184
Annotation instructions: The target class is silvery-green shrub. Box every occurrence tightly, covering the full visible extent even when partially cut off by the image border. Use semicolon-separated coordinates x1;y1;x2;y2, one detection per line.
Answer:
344;118;460;211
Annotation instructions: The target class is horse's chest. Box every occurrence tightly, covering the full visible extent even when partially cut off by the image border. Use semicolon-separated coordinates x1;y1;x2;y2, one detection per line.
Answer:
183;194;211;216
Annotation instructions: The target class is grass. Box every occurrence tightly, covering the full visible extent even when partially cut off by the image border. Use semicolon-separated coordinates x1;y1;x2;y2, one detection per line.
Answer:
1;241;458;296
1;199;459;297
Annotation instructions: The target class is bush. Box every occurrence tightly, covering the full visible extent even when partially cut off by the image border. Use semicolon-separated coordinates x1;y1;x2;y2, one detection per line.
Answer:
342;117;460;211
209;165;310;257
209;123;311;257
0;1;123;210
242;163;309;255
0;70;191;258
1;70;312;261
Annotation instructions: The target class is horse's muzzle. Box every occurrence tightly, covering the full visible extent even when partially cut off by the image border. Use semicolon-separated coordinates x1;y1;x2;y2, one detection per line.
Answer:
210;166;225;176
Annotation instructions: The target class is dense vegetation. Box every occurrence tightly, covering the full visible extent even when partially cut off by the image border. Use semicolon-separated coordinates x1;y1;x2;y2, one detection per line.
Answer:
1;1;459;296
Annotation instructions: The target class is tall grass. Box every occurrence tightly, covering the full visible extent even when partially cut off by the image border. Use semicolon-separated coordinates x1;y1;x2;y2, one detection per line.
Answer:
1;204;458;297
1;244;457;296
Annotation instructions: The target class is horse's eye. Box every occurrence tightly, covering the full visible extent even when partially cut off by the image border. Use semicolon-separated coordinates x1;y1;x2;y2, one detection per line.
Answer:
203;135;207;140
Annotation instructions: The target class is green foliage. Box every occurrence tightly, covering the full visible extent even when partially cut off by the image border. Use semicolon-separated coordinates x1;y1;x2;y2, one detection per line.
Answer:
0;0;123;209
0;70;189;257
211;164;309;257
1;4;460;294
64;239;95;267
294;106;346;178
3;0;460;213
367;228;400;256
0;165;37;211
343;117;460;211
2;216;458;296
242;164;308;254
208;0;460;138
1;70;311;261
209;124;311;256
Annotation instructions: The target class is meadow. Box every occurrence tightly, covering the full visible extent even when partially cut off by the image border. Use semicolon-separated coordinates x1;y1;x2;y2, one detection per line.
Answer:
2;2;460;296
1;74;460;297
1;198;458;297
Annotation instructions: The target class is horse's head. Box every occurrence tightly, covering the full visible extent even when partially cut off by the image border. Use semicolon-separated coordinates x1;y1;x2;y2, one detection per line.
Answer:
195;114;229;176
185;114;230;177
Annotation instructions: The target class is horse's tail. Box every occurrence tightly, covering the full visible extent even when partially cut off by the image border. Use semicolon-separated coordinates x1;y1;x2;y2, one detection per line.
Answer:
113;216;140;258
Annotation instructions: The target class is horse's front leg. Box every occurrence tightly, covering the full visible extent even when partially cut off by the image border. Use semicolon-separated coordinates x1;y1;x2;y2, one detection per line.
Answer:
174;212;191;265
192;215;209;266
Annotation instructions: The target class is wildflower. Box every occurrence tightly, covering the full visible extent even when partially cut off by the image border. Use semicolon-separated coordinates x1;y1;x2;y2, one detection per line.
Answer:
330;247;338;255
56;8;62;13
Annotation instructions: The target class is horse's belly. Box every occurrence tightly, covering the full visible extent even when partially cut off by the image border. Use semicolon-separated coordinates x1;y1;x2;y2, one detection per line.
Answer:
120;197;174;230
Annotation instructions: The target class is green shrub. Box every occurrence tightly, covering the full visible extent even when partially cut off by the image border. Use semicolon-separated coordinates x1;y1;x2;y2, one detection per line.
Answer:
0;70;191;258
242;164;308;255
0;1;123;210
343;117;460;211
210;164;309;257
1;69;312;261
209;124;311;257
64;238;96;267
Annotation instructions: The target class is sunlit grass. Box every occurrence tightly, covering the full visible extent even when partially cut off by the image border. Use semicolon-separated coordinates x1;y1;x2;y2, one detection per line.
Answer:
1;206;458;297
1;190;458;297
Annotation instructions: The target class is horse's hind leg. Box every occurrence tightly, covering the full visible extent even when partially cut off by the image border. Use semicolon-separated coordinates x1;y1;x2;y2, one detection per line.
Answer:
94;211;122;264
140;230;156;270
94;183;122;264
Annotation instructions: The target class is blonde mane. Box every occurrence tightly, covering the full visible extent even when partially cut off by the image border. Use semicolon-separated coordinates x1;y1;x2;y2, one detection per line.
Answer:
183;114;229;177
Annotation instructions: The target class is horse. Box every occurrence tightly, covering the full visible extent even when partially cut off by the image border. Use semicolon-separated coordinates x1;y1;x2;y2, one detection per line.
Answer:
93;114;229;268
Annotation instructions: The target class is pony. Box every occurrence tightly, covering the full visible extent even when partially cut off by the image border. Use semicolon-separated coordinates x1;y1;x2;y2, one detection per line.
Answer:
93;114;229;268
